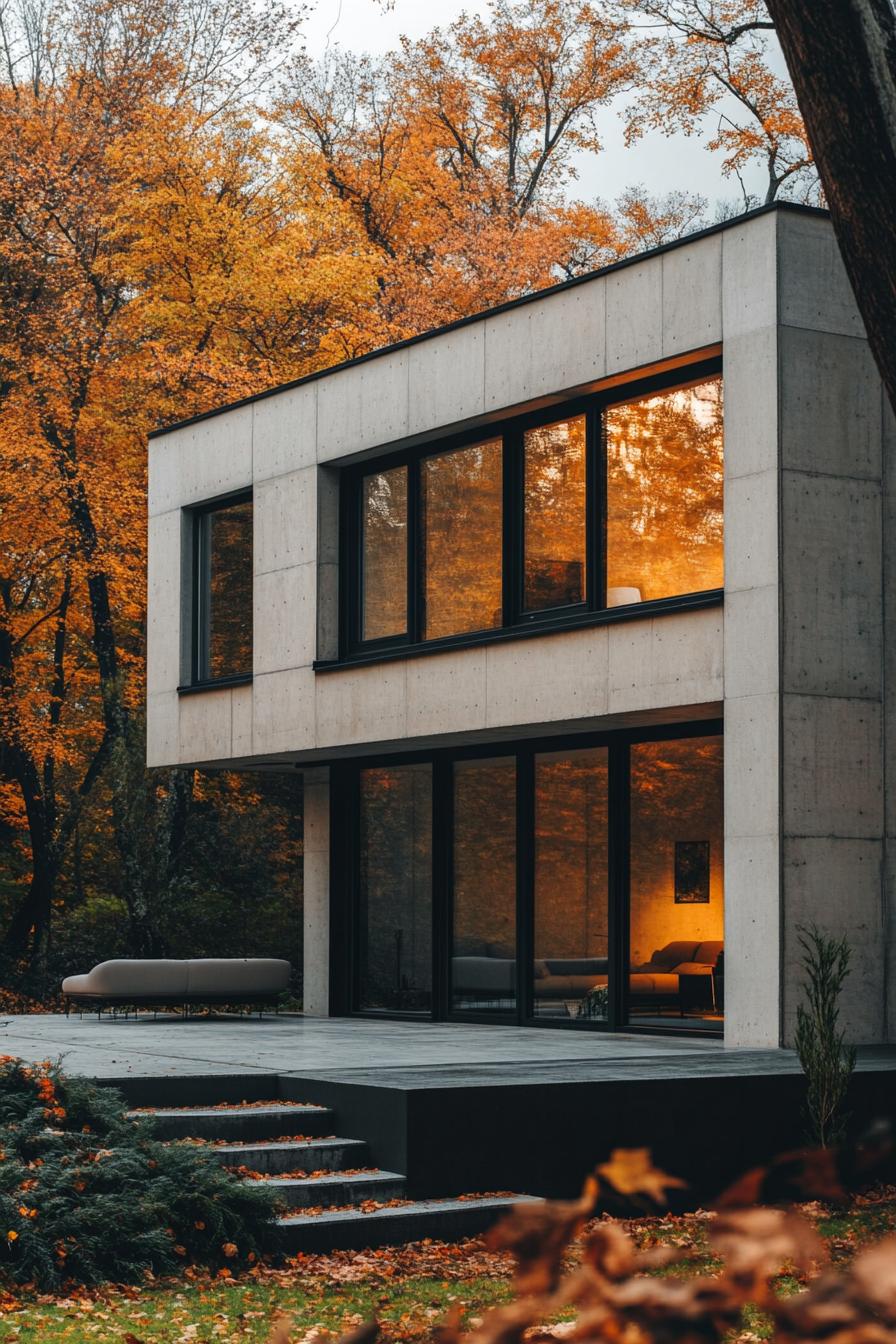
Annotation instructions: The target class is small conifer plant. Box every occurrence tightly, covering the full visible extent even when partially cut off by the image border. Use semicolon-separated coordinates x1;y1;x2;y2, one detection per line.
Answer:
794;923;856;1147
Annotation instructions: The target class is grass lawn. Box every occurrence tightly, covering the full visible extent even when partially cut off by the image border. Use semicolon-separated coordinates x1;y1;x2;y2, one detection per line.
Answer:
3;1195;895;1344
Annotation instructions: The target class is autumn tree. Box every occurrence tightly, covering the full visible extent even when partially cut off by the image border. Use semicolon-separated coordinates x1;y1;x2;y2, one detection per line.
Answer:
281;0;709;338
0;0;370;968
619;0;816;206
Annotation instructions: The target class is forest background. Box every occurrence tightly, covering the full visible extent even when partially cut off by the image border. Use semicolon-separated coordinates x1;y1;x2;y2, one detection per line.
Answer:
0;0;817;1003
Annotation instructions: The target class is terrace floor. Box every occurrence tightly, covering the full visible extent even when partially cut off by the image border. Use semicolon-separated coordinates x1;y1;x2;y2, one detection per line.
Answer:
3;1010;894;1086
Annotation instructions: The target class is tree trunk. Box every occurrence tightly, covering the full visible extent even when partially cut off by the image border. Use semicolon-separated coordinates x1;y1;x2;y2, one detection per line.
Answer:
763;0;896;413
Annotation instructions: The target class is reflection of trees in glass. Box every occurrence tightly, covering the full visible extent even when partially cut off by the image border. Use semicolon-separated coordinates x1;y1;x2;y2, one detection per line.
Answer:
422;440;503;640
534;749;609;960
453;757;516;958
362;467;407;640
207;501;252;678
359;764;432;1011
606;377;723;602
629;737;724;968
524;417;587;610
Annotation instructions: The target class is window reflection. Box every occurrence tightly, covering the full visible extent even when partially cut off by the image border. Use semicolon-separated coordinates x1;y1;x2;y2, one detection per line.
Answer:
523;416;586;611
362;466;407;641
359;764;432;1012
452;756;516;1013
629;736;724;1027
533;749;609;1021
606;377;723;604
204;500;253;680
422;439;503;640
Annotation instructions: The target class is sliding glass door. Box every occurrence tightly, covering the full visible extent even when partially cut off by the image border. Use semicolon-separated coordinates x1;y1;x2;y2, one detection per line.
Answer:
532;748;610;1022
357;763;433;1013
345;725;723;1034
452;757;517;1015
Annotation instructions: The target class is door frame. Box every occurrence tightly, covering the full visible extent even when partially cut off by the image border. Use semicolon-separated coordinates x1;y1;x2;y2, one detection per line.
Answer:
331;717;723;1035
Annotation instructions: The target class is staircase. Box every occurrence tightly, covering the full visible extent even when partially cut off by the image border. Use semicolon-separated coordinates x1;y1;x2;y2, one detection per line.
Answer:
132;1096;535;1253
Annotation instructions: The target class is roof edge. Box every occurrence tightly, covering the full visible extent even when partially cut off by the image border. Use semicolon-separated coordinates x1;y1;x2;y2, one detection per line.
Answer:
148;200;827;442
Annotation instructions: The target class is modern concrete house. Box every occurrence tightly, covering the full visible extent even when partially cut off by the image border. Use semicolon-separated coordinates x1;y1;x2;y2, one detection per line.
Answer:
146;202;895;1052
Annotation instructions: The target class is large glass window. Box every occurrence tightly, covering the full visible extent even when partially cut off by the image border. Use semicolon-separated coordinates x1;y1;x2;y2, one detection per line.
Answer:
345;361;723;655
605;376;724;605
422;439;503;640
452;756;517;1014
523;416;587;611
361;467;407;641
533;748;609;1021
194;496;253;682
358;764;432;1012
629;736;724;1029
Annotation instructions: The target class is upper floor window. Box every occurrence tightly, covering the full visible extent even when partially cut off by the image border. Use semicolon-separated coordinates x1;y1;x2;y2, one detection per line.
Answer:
190;493;253;684
342;361;722;657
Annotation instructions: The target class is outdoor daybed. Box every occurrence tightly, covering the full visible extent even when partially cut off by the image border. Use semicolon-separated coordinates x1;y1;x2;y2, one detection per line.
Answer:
61;958;291;1014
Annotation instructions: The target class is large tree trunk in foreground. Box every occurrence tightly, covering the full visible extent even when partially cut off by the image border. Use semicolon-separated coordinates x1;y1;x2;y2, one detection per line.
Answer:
763;0;896;414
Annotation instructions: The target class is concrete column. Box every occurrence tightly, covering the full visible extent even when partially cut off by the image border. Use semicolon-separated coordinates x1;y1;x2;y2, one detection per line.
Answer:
302;767;331;1016
721;212;783;1047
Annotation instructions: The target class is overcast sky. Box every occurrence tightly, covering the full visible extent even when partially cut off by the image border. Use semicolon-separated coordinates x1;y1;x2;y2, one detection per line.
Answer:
301;0;772;212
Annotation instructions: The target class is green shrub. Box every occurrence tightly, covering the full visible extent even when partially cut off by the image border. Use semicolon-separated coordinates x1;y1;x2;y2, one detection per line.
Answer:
794;924;857;1148
0;1057;281;1288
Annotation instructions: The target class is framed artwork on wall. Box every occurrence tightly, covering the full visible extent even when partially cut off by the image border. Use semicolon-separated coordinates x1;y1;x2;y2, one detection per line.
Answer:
674;840;710;904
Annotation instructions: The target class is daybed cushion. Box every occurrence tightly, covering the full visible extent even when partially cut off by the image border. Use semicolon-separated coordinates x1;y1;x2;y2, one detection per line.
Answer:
186;958;289;995
694;941;723;967
629;971;680;996
647;942;700;969
65;960;190;998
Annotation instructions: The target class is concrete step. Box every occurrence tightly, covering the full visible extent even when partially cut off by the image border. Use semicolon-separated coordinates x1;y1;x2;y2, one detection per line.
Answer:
209;1136;368;1175
133;1104;333;1142
277;1194;541;1253
258;1169;406;1209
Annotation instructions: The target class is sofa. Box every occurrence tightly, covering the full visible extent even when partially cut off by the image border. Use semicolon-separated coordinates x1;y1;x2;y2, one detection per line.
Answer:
629;940;723;1011
61;958;291;1014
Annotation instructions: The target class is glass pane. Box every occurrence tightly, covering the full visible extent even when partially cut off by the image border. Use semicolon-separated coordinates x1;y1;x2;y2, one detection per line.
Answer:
362;467;407;641
523;416;586;611
358;764;432;1012
452;756;516;1014
629;736;724;1029
605;376;723;605
422;439;503;640
533;748;609;1021
206;500;252;679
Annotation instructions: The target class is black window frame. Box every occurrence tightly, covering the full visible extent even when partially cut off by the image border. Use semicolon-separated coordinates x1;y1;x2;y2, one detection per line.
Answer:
185;488;254;692
336;354;723;665
330;718;724;1039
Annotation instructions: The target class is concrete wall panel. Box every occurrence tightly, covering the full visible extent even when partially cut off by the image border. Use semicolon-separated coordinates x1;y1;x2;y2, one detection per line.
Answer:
779;327;881;479
148;404;252;517
781;473;881;699
253;668;316;756
661;234;722;356
723;585;779;701
724;693;780;840
782;836;885;1043
607;610;723;716
146;510;183;696
253;563;316;675
724;471;779;593
782;695;883;839
606;256;663;374
408;325;485;437
231;683;253;758
723;327;778;480
315;662;408;748
255;468;317;575
178;689;232;764
407;649;487;738
778;212;865;338
484;280;606;412
253;382;317;482
146;692;180;769
302;768;330;1016
721;211;777;338
722;833;781;1047
485;626;610;728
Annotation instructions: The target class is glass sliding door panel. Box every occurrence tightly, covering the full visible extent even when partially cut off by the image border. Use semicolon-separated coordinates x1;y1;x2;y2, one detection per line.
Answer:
629;736;724;1029
606;376;723;605
422;439;503;640
452;756;517;1014
361;466;408;641
533;748;610;1021
523;416;587;611
358;763;432;1012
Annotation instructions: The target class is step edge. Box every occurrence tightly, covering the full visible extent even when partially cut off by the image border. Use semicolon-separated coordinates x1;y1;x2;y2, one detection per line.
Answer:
278;1195;541;1226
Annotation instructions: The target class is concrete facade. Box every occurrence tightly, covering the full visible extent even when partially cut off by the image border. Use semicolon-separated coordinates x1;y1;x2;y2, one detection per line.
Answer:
146;204;892;1049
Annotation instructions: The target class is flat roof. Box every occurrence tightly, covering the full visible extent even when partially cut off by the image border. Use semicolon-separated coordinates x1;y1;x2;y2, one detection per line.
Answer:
148;200;827;441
